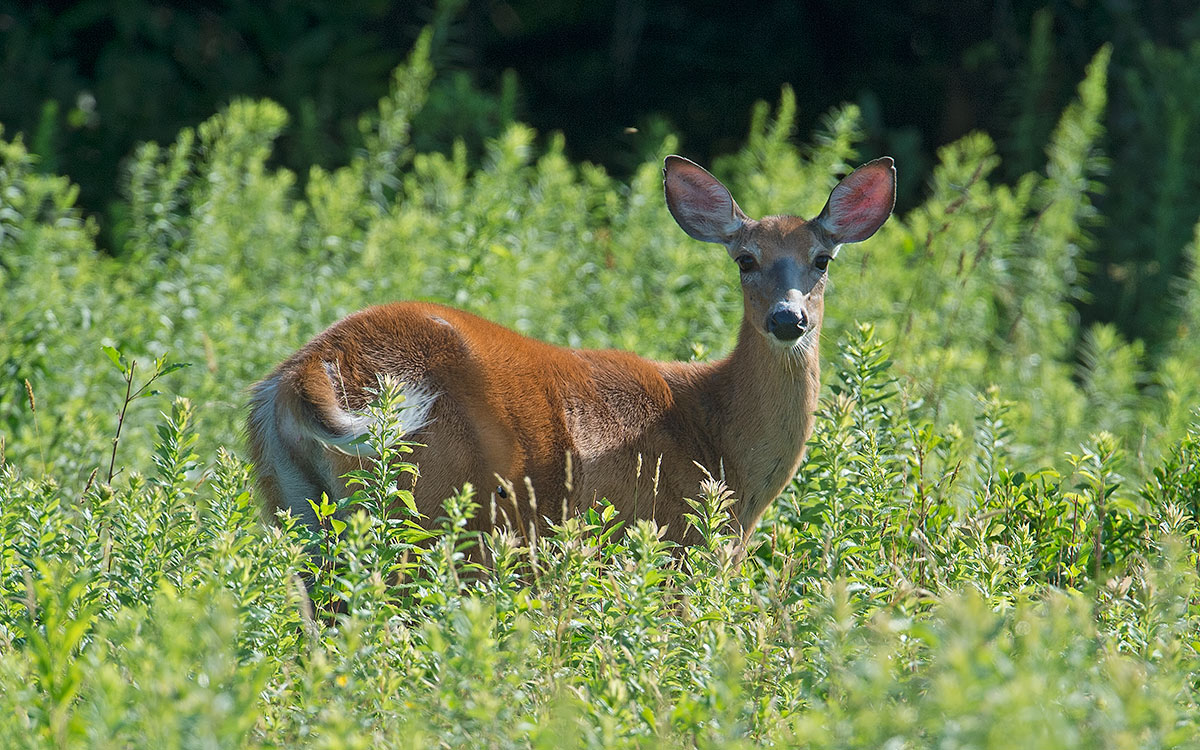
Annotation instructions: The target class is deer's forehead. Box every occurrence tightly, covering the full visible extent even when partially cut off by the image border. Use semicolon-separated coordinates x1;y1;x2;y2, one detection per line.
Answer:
745;216;821;255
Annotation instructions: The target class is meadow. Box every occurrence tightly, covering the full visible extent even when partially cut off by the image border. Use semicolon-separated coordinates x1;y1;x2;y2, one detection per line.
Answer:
2;36;1200;747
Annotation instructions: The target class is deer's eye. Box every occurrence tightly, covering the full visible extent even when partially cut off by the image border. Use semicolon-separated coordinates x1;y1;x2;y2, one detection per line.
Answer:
814;255;832;272
735;254;757;273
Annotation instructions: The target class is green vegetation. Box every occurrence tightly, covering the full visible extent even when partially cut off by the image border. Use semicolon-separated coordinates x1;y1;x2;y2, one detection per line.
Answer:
2;37;1200;747
8;1;1200;356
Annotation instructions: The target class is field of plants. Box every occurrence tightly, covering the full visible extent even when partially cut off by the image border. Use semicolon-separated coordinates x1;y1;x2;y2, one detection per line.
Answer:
3;35;1200;747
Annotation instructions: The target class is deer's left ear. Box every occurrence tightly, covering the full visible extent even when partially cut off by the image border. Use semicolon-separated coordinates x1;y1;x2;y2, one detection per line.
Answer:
814;157;896;247
664;155;748;245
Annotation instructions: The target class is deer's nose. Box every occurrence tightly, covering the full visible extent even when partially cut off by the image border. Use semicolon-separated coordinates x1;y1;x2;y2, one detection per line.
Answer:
767;307;807;341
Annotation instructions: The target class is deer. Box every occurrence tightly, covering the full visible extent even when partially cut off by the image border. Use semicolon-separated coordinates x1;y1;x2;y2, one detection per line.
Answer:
247;155;896;549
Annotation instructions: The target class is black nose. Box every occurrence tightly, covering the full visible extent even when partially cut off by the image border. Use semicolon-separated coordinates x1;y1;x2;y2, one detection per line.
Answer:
767;308;807;341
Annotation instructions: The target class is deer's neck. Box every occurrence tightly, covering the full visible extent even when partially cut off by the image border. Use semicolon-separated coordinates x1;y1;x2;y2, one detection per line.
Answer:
669;319;821;532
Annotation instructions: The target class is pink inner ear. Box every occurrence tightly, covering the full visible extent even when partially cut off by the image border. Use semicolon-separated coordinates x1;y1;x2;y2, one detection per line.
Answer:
665;156;743;242
669;163;724;213
826;160;895;243
838;170;892;220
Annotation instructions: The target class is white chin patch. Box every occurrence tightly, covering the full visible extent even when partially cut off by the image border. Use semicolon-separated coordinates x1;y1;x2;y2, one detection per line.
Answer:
762;328;815;353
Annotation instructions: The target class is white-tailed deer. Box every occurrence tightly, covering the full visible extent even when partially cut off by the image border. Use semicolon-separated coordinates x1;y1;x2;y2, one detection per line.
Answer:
248;156;895;545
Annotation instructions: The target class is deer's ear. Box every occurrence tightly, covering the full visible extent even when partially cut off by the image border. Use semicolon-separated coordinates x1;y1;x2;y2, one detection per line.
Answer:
664;155;748;245
814;157;896;245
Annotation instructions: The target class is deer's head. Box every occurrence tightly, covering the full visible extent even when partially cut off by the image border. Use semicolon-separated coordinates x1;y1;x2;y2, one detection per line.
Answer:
665;156;896;350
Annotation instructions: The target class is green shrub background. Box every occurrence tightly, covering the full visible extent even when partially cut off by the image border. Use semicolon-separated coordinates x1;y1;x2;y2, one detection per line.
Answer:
2;34;1200;747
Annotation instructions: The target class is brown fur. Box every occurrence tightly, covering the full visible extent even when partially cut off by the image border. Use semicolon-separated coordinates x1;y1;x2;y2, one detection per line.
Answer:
247;156;895;546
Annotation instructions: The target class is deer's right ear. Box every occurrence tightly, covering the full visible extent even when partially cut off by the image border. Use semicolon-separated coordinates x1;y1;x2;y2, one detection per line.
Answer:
813;157;896;246
664;156;748;245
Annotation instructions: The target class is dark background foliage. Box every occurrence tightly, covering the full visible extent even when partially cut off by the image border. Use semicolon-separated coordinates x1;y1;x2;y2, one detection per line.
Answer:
2;0;1199;351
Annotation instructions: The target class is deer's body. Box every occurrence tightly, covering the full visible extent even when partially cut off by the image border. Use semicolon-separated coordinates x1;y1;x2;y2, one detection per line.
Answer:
248;156;895;545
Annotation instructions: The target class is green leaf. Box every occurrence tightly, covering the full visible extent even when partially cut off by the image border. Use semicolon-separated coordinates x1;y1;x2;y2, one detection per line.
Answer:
102;344;126;373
